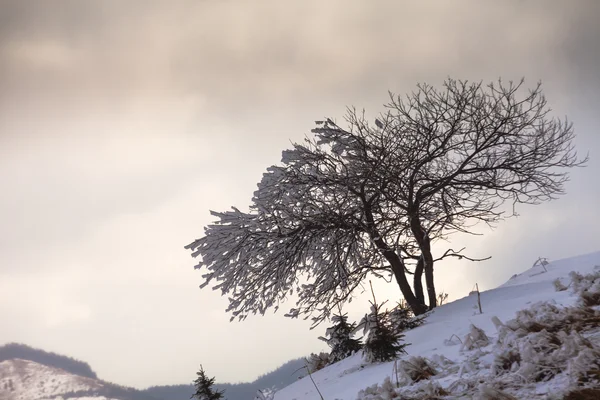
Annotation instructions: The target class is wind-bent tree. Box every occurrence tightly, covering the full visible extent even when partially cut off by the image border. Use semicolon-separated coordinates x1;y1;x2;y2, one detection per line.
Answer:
185;78;585;322
371;79;586;308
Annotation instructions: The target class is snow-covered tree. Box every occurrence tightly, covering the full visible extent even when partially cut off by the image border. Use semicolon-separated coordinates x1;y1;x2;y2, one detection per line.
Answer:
254;388;275;400
305;352;330;373
388;300;425;334
186;79;585;321
319;313;362;363
360;300;408;363
191;365;225;400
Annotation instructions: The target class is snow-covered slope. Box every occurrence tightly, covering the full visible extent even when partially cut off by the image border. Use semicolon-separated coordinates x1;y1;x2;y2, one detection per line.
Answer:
0;358;112;400
0;357;156;400
274;251;600;400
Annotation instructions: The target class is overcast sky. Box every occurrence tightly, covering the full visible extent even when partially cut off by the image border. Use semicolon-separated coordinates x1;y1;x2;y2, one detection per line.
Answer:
1;0;599;389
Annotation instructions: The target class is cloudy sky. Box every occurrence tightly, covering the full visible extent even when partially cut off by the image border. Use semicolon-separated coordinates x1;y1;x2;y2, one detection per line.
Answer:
1;0;599;389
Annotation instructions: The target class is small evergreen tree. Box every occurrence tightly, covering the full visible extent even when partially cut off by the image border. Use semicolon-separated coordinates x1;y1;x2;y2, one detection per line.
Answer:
305;352;330;373
191;365;225;400
359;283;409;363
319;313;363;363
388;300;425;334
360;301;408;362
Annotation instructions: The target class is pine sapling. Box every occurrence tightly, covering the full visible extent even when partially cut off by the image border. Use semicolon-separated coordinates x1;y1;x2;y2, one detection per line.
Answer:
388;299;425;334
319;312;362;363
191;365;225;400
360;282;409;363
305;352;330;373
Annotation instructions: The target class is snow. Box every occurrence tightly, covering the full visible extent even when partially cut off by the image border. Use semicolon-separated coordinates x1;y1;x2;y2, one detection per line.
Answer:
273;251;600;400
2;251;598;400
0;358;118;400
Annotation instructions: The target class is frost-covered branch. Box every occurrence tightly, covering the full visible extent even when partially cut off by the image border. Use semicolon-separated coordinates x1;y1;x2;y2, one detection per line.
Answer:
186;78;585;322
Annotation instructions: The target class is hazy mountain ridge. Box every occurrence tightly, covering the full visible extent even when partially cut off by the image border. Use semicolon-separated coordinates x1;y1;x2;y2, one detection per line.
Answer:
0;343;98;379
143;357;307;400
0;357;158;400
0;358;105;400
0;342;307;400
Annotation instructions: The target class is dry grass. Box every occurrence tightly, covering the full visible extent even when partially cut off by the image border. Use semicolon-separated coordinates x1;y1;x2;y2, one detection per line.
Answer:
403;383;450;400
506;304;599;335
563;388;600;400
579;367;600;384
474;384;518;400
581;290;600;307
461;324;490;351
399;356;438;383
492;349;521;374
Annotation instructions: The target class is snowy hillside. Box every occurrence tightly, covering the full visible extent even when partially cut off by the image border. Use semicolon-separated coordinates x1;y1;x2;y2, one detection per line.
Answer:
0;358;156;400
0;358;109;400
273;251;600;400
0;345;306;400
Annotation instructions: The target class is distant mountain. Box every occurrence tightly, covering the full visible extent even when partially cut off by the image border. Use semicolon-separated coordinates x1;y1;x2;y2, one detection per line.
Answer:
0;342;307;400
0;345;158;400
143;357;307;400
0;343;97;379
0;358;105;400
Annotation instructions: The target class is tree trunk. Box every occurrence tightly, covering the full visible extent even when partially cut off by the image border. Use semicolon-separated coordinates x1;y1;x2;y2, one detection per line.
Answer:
385;250;428;315
362;197;427;315
409;214;437;311
370;236;427;315
424;255;436;310
413;255;425;306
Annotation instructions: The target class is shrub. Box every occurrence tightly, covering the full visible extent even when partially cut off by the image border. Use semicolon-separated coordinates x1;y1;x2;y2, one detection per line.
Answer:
305;352;330;373
318;313;362;364
360;301;408;363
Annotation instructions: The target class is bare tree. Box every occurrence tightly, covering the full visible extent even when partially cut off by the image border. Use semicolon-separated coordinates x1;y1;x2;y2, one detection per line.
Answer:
185;78;586;322
186;116;429;323
371;79;587;308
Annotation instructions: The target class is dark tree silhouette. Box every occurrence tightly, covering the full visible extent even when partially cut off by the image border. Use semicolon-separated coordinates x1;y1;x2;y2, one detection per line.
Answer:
191;365;225;400
186;78;586;320
388;300;425;334
319;313;362;363
358;297;408;363
373;79;587;308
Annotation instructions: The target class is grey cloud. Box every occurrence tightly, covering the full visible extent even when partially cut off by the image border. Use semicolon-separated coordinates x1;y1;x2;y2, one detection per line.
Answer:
2;1;598;111
1;0;599;389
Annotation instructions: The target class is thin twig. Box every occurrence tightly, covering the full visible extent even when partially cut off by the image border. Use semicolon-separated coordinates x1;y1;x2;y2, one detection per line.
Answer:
304;365;325;400
369;280;377;305
476;283;483;314
449;333;463;344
